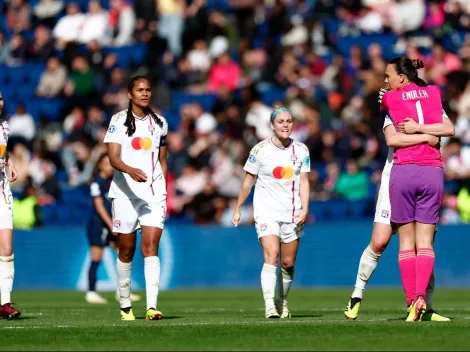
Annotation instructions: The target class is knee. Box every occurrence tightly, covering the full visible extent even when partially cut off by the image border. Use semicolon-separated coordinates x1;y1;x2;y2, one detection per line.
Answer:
370;238;387;255
0;247;12;257
119;245;135;262
141;241;158;258
280;258;295;271
264;251;279;266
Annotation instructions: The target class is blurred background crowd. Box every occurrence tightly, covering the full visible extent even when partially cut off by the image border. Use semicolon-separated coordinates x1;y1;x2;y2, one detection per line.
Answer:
0;0;470;229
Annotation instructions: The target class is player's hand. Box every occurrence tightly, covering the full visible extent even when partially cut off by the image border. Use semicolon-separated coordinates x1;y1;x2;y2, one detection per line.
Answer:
128;168;147;182
378;87;390;105
294;210;308;226
232;209;241;227
398;118;420;134
8;162;18;182
426;134;440;147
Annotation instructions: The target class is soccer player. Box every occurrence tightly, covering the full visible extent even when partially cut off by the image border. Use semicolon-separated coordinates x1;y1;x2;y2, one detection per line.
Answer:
0;91;20;319
104;76;168;321
85;153;141;304
232;107;310;319
382;57;445;322
344;101;453;321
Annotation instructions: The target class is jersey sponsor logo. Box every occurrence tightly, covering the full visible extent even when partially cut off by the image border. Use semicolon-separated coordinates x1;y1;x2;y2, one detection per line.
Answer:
131;137;152;150
0;144;6;158
304;156;310;167
381;210;390;219
248;155;256;163
272;166;294;180
108;125;117;133
113;220;121;230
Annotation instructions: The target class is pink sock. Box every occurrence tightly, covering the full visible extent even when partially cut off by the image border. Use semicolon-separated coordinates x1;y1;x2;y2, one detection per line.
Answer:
398;250;416;305
416;248;435;299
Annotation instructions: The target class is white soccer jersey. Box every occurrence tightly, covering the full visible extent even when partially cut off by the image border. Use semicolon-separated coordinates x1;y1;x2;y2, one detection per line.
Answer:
104;110;168;201
244;138;311;223
0;120;12;199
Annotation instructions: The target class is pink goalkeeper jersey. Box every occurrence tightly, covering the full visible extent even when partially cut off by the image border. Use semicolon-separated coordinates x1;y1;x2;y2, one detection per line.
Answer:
381;83;443;167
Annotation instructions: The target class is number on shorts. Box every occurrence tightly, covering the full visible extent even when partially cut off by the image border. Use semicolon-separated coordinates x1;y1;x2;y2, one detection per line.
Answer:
415;101;424;125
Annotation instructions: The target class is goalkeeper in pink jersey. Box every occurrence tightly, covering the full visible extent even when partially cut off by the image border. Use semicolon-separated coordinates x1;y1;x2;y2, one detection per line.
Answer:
381;57;445;322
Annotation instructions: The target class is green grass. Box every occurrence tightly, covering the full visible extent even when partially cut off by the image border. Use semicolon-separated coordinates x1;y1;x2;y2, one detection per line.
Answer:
1;289;470;351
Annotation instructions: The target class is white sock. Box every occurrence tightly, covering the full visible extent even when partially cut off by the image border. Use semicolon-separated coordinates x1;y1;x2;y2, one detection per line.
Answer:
426;270;435;311
277;267;294;302
261;264;277;309
116;259;132;309
0;255;14;305
352;246;381;299
144;256;160;311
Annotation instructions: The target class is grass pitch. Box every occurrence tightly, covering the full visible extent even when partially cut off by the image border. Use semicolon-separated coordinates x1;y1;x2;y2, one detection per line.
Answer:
1;288;469;351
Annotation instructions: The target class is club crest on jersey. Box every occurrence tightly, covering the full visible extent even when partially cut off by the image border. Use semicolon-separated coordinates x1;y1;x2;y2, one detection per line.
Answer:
108;125;117;133
149;125;155;134
291;155;297;163
260;223;267;232
113;220;121;229
381;210;390;219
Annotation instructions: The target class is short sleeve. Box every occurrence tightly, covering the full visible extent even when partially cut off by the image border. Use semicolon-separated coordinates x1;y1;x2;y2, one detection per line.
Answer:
301;151;310;173
243;149;261;175
90;182;101;197
103;114;125;145
383;114;394;131
160;119;168;147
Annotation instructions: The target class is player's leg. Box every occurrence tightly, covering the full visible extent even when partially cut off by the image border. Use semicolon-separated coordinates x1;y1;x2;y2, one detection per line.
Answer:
113;199;138;320
86;243;107;304
0;227;20;319
276;238;299;318
344;222;393;320
139;200;166;320
257;220;281;318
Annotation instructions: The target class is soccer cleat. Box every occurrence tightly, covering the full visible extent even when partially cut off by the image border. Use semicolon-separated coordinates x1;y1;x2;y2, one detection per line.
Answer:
85;291;108;304
120;308;135;321
421;309;450;322
115;291;142;302
146;308;163;320
344;297;362;320
275;299;291;319
265;306;280;319
406;296;426;322
0;303;21;319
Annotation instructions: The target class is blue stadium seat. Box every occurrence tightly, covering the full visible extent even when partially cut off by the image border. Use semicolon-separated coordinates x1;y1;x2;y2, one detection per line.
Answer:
15;83;36;103
172;92;216;112
347;200;369;219
260;87;287;106
309;201;327;221
25;62;46;85
130;44;148;66
40;98;64;121
0;65;9;84
8;66;28;85
24;99;42;123
0;86;15;103
324;199;348;220
103;47;132;68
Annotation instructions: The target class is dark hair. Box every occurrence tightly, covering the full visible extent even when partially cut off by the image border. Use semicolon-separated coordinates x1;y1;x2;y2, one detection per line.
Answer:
124;76;163;136
389;57;427;87
89;152;109;184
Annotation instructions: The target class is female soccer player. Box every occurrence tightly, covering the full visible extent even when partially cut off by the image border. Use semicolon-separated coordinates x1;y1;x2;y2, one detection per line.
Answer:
104;76;168;321
0;91;20;319
344;98;454;321
382;57;445;322
232;107;310;319
85;153;141;304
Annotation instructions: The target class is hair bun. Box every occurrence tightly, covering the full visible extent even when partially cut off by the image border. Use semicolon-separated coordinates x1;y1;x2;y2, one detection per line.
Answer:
411;59;424;69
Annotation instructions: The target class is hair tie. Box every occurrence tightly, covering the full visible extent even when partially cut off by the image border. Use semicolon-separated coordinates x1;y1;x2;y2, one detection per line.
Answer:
270;107;292;122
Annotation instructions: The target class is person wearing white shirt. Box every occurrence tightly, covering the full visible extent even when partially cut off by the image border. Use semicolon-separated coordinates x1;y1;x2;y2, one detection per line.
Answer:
232;107;311;319
104;76;168;322
8;105;35;141
78;0;108;44
52;2;85;44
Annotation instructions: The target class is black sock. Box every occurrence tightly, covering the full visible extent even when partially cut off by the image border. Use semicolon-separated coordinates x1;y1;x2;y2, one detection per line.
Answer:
121;307;131;314
88;261;100;292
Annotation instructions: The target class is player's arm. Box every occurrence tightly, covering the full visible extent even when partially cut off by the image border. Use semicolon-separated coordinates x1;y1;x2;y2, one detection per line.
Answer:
384;125;439;148
107;142;147;182
232;172;256;227
296;171;310;226
5;154;18;182
93;197;113;232
159;146;168;184
398;114;455;137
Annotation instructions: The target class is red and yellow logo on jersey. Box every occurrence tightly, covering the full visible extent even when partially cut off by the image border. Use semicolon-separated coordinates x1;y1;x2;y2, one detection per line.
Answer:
0;145;6;158
272;166;294;180
131;137;152;150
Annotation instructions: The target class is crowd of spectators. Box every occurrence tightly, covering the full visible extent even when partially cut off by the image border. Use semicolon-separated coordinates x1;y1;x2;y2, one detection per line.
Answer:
1;0;470;227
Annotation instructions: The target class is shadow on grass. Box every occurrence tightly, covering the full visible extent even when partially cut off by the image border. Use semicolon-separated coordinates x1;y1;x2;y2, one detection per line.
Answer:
135;316;182;320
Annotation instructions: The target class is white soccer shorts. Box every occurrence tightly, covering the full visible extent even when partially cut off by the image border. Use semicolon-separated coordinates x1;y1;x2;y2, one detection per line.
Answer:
111;197;166;234
255;218;304;243
0;194;13;230
374;171;392;226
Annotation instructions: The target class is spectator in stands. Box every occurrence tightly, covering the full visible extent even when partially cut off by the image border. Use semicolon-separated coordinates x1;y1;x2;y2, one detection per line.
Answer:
444;137;470;184
105;0;136;47
245;89;272;141
6;0;31;34
102;68;128;113
52;2;85;48
166;131;189;178
157;0;185;56
0;33;10;64
26;24;54;62
83;106;106;144
64;56;97;105
8;104;35;145
334;159;369;201
9;142;30;192
33;0;64;29
78;0;108;45
13;178;41;230
62;139;96;187
35;56;67;98
37;160;61;205
425;41;463;86
208;51;241;93
5;33;27;66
